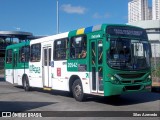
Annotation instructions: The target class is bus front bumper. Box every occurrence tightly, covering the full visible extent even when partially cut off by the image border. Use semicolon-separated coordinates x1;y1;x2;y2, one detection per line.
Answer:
103;81;152;96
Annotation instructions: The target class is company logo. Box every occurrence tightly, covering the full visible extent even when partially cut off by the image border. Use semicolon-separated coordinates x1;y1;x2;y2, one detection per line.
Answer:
29;65;40;73
2;112;11;117
91;34;101;39
2;112;42;118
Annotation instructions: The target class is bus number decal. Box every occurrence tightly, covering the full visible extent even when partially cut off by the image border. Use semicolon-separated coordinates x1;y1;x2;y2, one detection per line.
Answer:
68;62;78;68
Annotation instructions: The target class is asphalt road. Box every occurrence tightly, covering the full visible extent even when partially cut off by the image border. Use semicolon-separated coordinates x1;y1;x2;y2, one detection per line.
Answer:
0;77;159;120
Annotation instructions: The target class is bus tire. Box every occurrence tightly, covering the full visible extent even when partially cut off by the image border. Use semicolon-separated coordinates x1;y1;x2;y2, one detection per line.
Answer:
72;79;85;102
23;76;30;91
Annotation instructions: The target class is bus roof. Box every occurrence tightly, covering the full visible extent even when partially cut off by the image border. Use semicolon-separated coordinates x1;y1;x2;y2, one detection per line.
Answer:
6;41;30;50
5;24;146;48
68;23;145;37
30;32;69;45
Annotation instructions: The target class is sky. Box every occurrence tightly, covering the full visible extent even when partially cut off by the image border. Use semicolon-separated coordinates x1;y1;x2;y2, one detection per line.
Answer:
0;0;131;36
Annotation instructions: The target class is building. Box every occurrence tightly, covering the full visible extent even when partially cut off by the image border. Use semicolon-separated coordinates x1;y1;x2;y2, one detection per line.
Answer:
0;31;45;52
127;20;160;57
128;0;160;71
128;0;149;23
127;20;160;70
0;31;45;69
148;7;152;20
152;0;160;20
128;0;160;57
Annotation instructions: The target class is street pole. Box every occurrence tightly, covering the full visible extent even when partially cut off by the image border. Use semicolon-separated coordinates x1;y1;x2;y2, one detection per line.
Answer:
57;0;59;34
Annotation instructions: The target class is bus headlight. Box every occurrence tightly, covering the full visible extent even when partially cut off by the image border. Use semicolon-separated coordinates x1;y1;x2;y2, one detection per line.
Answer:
148;75;151;79
110;76;120;84
144;75;151;83
147;75;151;82
111;76;115;80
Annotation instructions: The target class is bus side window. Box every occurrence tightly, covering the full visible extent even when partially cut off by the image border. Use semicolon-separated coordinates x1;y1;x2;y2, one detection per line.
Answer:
6;49;12;64
54;38;68;60
70;35;87;59
19;46;30;62
30;44;41;62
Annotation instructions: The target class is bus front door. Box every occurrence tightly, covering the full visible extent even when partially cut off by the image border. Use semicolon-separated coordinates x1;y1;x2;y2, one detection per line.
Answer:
42;47;52;88
13;52;18;84
90;40;104;94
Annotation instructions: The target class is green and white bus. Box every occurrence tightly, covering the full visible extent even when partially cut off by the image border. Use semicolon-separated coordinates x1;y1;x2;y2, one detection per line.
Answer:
5;24;152;101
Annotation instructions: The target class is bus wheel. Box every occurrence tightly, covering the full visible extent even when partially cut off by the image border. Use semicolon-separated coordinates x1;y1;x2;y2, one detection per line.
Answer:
23;76;30;91
72;79;85;102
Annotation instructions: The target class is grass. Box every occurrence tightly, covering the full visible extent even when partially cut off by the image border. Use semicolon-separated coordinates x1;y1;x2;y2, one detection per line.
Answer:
152;64;160;87
152;63;160;78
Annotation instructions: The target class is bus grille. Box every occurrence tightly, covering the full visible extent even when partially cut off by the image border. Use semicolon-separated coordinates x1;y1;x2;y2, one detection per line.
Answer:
118;73;145;79
121;80;143;84
124;85;141;91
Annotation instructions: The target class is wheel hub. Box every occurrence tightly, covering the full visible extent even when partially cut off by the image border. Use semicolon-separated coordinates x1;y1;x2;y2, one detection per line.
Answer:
74;84;81;97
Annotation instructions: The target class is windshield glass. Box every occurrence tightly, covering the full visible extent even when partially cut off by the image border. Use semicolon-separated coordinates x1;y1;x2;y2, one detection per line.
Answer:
107;38;151;70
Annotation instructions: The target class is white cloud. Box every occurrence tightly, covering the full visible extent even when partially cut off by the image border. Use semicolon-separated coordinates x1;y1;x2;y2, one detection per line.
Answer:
93;12;111;19
93;12;102;19
104;13;110;18
13;27;21;31
61;4;86;14
16;27;21;31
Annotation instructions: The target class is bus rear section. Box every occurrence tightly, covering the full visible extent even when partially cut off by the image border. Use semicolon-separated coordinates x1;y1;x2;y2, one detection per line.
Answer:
5;42;30;85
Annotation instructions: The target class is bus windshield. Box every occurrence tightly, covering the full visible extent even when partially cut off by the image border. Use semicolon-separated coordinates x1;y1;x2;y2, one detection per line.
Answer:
107;37;151;70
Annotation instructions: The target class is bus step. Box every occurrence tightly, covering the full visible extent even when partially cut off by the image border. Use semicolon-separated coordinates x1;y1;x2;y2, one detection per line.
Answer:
43;87;52;91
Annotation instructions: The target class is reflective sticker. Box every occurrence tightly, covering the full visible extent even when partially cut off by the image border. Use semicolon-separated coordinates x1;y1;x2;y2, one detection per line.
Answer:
76;28;85;35
92;25;102;32
57;68;61;76
84;26;93;34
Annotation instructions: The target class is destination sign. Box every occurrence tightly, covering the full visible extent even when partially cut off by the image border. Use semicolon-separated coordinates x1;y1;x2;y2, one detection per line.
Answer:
107;26;148;39
113;29;143;36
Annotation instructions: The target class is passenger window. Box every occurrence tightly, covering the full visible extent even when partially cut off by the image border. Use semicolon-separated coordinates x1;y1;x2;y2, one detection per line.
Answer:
70;35;87;59
19;46;30;62
54;38;68;60
6;49;12;64
30;43;41;62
